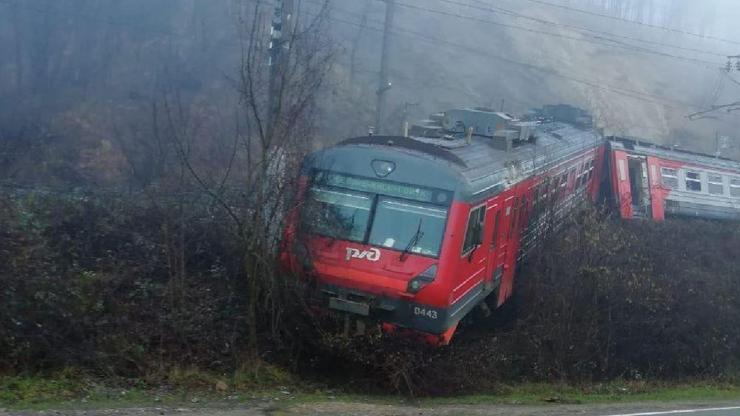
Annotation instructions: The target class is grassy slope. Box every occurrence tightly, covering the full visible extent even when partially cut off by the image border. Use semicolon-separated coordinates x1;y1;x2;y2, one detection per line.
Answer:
3;372;740;410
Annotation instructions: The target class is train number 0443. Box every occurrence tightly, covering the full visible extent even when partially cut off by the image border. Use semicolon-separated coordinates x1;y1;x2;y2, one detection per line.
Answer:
413;307;438;319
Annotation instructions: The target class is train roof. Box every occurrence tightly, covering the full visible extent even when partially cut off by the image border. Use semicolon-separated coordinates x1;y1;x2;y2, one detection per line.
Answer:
308;121;602;201
303;106;602;201
407;121;601;185
608;136;740;174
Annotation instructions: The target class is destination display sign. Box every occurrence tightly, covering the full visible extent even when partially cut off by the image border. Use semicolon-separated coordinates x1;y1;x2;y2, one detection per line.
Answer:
315;171;439;203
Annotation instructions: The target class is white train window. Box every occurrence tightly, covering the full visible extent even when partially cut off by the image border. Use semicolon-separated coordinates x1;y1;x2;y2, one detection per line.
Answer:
731;178;740;198
708;174;724;195
660;167;678;189
685;171;702;192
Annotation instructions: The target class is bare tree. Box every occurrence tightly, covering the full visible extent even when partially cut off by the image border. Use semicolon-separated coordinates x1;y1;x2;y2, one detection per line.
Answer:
156;0;335;356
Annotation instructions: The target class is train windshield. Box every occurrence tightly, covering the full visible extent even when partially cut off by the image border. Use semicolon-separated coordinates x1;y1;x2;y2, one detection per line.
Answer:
369;197;447;257
302;173;450;258
303;187;373;243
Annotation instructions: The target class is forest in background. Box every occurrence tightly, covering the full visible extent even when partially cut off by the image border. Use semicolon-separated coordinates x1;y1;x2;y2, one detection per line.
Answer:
2;0;740;190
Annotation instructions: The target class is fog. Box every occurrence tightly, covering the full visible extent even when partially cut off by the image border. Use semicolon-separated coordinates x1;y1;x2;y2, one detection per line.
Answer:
2;0;740;186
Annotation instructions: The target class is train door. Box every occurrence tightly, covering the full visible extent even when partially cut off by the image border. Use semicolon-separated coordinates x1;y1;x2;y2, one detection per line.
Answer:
612;151;633;218
485;202;503;299
627;156;653;218
646;156;666;221
451;203;488;312
491;195;515;306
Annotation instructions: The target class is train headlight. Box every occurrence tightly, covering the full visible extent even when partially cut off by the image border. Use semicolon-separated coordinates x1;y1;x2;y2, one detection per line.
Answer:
406;264;437;294
372;160;396;177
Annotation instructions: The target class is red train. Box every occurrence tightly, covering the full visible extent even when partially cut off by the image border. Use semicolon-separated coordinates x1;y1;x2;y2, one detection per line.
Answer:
608;137;740;221
281;105;740;344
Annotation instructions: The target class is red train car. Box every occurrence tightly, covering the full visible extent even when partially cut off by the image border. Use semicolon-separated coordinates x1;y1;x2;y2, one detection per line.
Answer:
282;107;604;344
608;137;740;221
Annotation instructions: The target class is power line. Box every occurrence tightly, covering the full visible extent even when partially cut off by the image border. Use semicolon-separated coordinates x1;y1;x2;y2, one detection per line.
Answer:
391;0;721;67
2;0;703;111
704;69;725;108
687;101;740;120
314;5;699;110
506;0;740;47
297;1;698;108
306;0;721;68
450;0;730;58
723;70;740;88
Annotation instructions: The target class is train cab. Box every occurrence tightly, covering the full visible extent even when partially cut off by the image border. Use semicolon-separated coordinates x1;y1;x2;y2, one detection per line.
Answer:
283;136;488;344
282;107;604;344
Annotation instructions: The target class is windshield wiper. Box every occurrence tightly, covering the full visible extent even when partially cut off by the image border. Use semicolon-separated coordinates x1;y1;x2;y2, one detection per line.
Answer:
400;219;424;261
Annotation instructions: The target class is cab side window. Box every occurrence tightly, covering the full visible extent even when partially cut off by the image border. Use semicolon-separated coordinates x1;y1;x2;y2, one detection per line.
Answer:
462;205;485;255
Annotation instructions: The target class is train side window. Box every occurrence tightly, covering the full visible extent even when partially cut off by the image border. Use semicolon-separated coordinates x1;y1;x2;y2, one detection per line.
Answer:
685;171;702;192
708;174;724;195
587;160;595;181
660;167;678;189
462;205;485;255
731;178;740;198
578;162;591;188
558;172;568;197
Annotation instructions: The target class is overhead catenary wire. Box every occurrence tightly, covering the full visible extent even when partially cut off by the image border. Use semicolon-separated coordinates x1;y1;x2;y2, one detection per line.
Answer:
450;0;730;58
687;70;740;120
1;0;704;111
703;69;726;109
722;69;740;89
290;0;723;68
301;1;701;110
505;0;740;47
390;0;722;67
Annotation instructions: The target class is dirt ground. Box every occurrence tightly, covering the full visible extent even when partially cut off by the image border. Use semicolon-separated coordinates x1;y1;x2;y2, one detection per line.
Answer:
5;400;740;416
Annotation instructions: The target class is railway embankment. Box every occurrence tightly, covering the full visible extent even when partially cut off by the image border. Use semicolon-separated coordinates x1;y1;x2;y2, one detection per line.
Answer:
2;193;740;405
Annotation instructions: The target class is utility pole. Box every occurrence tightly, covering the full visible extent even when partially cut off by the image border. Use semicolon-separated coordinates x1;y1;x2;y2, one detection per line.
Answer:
375;0;395;135
268;0;295;137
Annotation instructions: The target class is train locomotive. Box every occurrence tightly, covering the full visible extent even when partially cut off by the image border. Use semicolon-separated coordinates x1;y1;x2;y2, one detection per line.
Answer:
281;105;607;344
282;104;740;344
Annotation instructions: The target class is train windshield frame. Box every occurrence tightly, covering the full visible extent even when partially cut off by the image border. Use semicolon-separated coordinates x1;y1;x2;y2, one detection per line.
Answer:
369;196;448;257
302;170;453;258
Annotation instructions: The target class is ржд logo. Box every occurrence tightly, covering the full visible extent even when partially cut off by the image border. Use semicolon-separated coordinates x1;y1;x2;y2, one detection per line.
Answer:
345;247;381;262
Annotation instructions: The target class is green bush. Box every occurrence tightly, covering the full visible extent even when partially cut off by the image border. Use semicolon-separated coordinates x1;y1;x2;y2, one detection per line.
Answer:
0;191;249;375
2;194;740;396
298;208;740;395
